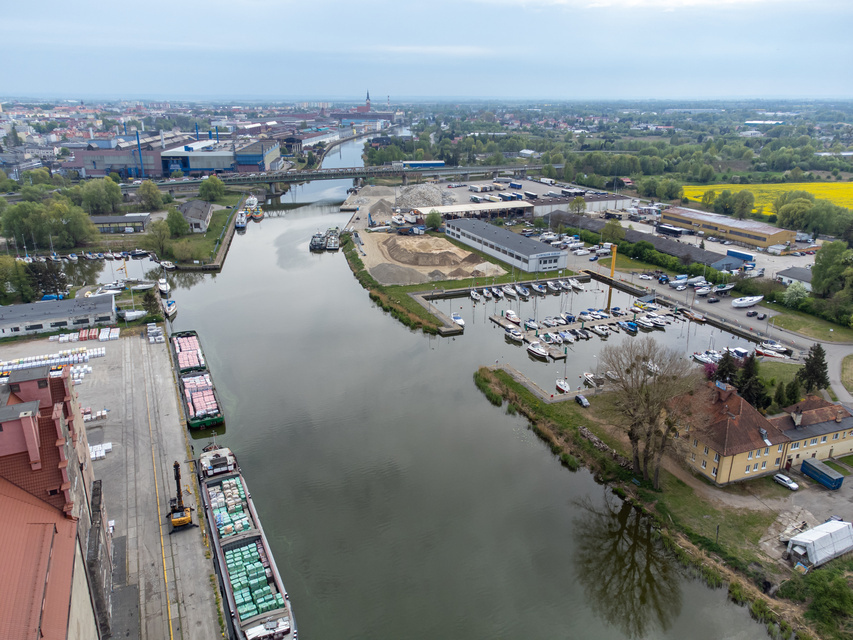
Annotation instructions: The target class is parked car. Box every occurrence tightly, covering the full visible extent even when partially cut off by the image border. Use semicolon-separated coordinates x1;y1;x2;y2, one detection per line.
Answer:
589;255;598;261
676;285;687;291
707;296;720;303
639;274;653;281
746;310;758;317
791;251;802;257
575;394;590;408
774;473;799;491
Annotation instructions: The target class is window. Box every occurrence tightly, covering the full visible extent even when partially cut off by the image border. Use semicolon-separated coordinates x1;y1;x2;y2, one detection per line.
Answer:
833;433;840;440
9;383;19;392
810;438;818;446
691;453;696;462
24;324;44;331
37;380;48;389
701;460;707;469
703;446;709;455
712;467;718;477
748;451;753;460
764;447;769;456
761;461;767;470
50;321;68;328
821;436;827;444
753;463;759;471
777;444;783;452
745;465;751;473
792;442;800;450
714;453;720;463
693;439;698;447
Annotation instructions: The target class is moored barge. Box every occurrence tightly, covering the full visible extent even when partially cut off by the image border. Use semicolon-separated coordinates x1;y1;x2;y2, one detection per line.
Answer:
199;446;296;639
171;330;225;429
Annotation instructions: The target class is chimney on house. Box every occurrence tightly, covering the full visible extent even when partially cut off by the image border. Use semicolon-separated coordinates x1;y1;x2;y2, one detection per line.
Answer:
836;409;843;423
792;411;802;427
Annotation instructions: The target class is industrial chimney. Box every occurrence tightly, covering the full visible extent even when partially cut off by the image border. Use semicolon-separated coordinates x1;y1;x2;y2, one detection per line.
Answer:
160;131;165;149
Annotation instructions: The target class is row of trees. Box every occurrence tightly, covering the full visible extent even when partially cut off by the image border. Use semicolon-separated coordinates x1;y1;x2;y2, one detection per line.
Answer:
2;196;99;252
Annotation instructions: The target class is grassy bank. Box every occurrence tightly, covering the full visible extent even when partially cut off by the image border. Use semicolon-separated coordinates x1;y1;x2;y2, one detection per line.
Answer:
764;304;853;343
472;366;824;639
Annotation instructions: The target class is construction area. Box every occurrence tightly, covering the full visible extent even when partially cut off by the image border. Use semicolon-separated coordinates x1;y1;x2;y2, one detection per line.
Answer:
344;184;508;285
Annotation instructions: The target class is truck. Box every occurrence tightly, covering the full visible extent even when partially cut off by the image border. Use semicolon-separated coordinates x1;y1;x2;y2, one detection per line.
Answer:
801;458;844;490
727;249;755;262
540;177;555;186
509;182;523;190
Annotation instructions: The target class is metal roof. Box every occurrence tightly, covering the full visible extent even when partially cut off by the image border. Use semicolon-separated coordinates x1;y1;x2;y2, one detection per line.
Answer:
414;201;534;216
0;295;114;325
445;218;567;259
777;266;813;283
664;206;788;235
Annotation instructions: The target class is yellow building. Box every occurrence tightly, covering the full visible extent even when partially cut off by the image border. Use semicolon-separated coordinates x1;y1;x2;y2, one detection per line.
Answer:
678;383;790;486
769;396;853;471
660;207;795;249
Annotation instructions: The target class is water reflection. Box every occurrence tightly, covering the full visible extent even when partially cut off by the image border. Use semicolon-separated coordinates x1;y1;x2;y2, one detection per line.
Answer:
574;493;682;639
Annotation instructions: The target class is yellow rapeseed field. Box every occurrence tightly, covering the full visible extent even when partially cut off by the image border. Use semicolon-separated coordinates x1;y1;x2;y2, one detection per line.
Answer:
682;182;853;214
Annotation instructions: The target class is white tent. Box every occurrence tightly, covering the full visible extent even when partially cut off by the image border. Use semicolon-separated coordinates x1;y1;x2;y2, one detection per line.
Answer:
787;520;853;568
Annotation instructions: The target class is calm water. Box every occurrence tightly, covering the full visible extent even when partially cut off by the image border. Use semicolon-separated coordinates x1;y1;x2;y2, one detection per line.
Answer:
140;136;768;638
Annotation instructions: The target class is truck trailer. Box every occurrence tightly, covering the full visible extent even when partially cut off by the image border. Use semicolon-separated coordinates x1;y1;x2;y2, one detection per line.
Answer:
727;249;755;262
801;458;844;490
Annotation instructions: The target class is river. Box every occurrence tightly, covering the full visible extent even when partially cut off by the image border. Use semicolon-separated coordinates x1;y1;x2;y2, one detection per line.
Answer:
100;134;770;638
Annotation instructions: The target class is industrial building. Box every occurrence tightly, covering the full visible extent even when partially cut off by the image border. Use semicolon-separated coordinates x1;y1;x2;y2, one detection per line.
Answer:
64;131;194;179
445;218;568;273
234;140;282;173
0;296;116;337
413;201;534;220
660;207;795;249
89;214;150;234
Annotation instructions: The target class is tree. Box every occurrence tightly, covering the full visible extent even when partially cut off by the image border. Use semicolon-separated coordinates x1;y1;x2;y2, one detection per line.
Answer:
598;336;700;488
171;170;184;178
713;351;739;385
141;291;160;317
811;240;851;297
425;210;442;230
570;196;586;216
198;176;224;202
732;190;755;220
601;219;625;244
166;208;190;237
108;172;121;184
735;354;769;410
145;220;171;257
81;178;122;215
773;380;787;409
797;344;830;394
782;281;809;308
785;378;802;406
137;180;163;211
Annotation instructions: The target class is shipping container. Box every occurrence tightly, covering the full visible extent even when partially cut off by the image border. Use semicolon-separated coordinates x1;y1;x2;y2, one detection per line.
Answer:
801;458;844;490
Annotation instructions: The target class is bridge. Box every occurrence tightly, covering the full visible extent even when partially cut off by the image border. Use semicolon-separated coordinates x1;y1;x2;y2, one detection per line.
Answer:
120;163;562;193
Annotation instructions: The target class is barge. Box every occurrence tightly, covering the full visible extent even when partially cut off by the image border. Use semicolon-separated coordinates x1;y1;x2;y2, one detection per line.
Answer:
199;446;296;639
171;330;225;429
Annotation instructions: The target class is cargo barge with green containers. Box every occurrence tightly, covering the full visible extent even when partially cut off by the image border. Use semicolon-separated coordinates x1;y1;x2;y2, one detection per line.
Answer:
198;445;296;639
171;330;225;430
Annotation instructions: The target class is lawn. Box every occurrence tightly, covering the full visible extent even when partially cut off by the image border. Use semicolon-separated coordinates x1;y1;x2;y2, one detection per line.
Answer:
824;460;850;476
763;303;853;342
841;354;853;396
171;209;232;263
758;361;802;388
838;454;853;468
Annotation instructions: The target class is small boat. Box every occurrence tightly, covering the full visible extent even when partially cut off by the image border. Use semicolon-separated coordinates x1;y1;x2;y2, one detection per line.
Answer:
605;371;620;383
714;283;735;293
577;312;592;322
695;287;712;296
481;288;493;300
732;295;764;308
756;347;788;359
163;299;177;318
759;339;786;353
569;278;584;292
556;378;571;394
524;318;539;331
502;285;518;298
596;309;610;319
650;317;667;329
561;313;576;324
451;312;465;327
515;284;530;297
646;361;661;375
541;317;559;328
547;281;561;293
505;310;520;324
611;307;623;317
681;309;706;323
491;287;503;299
589;326;608;338
130;249;148;259
541;333;555;345
558;330;575;343
576;328;592;340
505;327;524;343
83;252;95;260
636;317;655;330
545;332;563;345
49;253;61;262
583;372;604;387
67;253;78;262
309;232;326;251
527;341;549;359
119;309;146;321
131;281;156;292
236;211;248;230
103;252;114;260
725;347;750;359
559;280;572;291
531;283;547;295
161;261;176;270
96;253;105;260
693;351;720;365
470;289;482;302
609;322;621;333
623;321;639;334
158;278;171;295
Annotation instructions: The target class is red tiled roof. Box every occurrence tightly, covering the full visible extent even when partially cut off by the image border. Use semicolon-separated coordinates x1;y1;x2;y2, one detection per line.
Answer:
0;477;76;640
0;414;68;512
683;384;789;456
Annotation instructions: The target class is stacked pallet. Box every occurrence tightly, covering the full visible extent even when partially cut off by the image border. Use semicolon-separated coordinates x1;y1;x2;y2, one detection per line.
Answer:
224;541;286;621
172;334;205;371
182;373;220;418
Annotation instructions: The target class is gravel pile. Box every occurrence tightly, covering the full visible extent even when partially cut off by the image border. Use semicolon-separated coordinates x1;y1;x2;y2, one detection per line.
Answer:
395;184;453;210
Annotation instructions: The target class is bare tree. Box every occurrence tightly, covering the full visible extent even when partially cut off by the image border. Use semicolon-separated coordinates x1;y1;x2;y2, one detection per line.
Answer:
598;335;701;488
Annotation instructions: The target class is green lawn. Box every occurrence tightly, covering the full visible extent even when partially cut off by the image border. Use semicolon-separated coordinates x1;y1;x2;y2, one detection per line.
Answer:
838;454;853;468
763;303;853;342
824;460;851;476
171;209;232;263
842;354;853;396
758;361;802;389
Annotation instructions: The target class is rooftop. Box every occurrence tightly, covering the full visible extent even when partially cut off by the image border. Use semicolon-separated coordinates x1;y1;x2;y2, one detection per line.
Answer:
768;396;853;439
0;295;114;325
777;266;813;283
445;218;567;259
414;201;533;217
664;206;789;236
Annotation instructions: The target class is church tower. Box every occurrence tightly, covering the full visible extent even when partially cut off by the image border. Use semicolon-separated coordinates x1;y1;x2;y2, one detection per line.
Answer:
366;90;371;111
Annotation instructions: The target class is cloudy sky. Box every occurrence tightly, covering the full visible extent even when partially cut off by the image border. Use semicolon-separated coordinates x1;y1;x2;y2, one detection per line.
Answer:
3;0;850;101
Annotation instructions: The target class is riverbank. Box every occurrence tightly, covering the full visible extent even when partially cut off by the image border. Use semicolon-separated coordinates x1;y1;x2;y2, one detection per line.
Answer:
474;365;824;640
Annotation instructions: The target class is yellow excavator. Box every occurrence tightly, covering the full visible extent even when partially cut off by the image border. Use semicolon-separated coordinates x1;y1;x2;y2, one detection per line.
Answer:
169;461;195;532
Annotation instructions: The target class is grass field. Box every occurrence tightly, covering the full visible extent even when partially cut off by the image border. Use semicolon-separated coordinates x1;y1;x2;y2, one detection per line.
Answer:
682;182;853;214
762;304;853;342
824;460;850;476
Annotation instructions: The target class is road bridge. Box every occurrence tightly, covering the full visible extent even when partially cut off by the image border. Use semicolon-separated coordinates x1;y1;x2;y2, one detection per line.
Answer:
121;163;563;193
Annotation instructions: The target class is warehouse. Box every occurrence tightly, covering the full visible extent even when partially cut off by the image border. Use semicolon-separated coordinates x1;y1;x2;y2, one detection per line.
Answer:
413;201;533;221
89;214;150;234
445;218;568;273
660;207;795;249
0;296;116;337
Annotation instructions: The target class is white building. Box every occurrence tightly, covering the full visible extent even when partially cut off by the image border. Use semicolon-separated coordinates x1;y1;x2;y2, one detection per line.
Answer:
776;267;812;292
444;218;568;273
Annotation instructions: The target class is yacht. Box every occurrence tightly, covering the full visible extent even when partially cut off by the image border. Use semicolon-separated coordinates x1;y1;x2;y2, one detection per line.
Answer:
158;278;171;296
505;310;521;324
527;341;549;359
556;378;571;394
502;285;518;298
524;318;540;331
470;289;482;302
732;296;764;308
515;284;530;297
451;312;465;327
505;327;524;343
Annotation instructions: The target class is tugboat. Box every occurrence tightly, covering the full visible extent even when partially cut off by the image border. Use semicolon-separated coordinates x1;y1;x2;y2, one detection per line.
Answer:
309;232;326;252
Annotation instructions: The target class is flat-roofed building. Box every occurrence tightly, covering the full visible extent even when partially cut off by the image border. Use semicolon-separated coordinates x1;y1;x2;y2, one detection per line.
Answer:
0;295;116;337
413;201;533;220
660;206;794;249
445;218;568;273
89;214;150;234
776;266;813;292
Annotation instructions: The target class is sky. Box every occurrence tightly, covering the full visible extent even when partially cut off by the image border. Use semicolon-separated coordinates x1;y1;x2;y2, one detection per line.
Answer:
3;0;852;101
